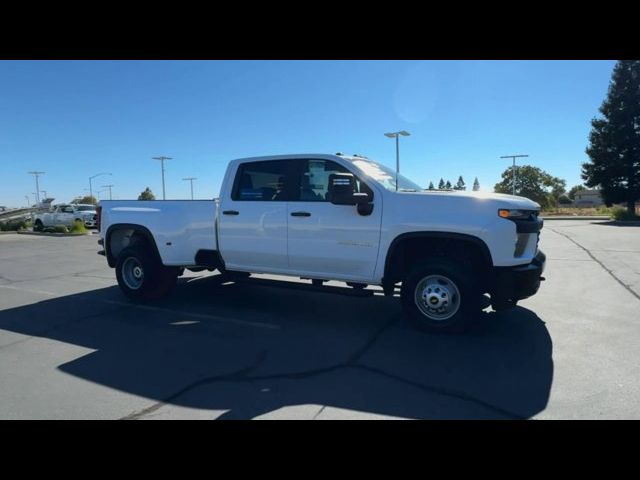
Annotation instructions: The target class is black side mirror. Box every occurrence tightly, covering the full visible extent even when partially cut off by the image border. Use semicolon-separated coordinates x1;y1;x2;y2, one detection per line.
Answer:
328;173;373;215
328;173;370;205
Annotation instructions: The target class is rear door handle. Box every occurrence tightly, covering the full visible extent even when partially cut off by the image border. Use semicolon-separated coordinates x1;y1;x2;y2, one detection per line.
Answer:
222;210;239;215
291;211;311;217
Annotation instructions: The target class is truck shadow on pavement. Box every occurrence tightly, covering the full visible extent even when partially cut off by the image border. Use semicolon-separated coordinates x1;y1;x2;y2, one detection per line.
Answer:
0;274;553;419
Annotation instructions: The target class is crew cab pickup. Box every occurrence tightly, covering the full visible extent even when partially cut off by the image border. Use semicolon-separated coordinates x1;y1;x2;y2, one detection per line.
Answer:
97;154;545;332
34;204;98;230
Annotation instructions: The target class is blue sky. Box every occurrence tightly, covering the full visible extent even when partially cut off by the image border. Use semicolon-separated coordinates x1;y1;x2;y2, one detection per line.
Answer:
0;60;616;206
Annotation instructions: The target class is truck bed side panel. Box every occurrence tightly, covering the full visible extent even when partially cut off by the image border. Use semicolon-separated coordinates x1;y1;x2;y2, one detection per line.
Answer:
101;200;217;266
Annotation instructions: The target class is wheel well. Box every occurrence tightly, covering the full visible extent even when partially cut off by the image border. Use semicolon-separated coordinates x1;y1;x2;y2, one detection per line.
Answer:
106;225;160;268
384;233;493;284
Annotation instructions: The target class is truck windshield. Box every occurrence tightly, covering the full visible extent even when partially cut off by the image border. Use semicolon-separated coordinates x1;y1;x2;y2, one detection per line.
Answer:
350;159;423;192
76;206;95;211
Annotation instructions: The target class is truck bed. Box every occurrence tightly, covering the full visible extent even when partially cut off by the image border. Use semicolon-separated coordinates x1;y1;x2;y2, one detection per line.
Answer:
100;200;217;266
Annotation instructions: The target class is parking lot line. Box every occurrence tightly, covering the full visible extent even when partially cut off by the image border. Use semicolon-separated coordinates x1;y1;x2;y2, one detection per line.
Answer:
0;284;57;297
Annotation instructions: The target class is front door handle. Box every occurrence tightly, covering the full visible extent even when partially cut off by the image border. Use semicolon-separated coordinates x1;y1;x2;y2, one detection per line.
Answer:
222;210;239;215
290;211;311;217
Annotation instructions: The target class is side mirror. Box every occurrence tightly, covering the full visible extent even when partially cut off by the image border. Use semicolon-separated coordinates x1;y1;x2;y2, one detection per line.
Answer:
328;173;370;205
328;173;373;215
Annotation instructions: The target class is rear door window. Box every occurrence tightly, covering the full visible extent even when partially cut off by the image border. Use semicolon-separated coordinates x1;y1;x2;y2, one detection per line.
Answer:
231;160;294;201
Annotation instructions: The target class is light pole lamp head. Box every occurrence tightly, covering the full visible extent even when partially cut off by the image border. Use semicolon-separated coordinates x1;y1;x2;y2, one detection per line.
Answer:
90;172;112;183
384;130;411;138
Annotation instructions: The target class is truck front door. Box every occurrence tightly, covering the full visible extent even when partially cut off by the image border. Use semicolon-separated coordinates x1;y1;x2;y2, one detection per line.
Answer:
286;158;382;282
217;159;294;272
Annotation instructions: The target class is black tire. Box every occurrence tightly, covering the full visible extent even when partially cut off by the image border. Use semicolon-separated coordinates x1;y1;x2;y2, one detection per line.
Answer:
115;246;178;301
401;259;481;333
34;220;43;232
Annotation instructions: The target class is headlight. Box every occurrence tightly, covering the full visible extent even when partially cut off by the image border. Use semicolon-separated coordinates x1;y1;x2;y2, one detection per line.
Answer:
498;209;535;219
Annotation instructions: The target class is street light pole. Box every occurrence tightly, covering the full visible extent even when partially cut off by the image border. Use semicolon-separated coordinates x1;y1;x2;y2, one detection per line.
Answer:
182;177;197;200
25;196;30;207
96;189;108;200
500;154;529;195
28;172;45;204
384;131;411;191
152;156;172;200
89;172;112;200
101;184;114;200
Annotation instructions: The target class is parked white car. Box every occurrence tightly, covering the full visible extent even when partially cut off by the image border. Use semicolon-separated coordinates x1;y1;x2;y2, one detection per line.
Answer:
97;153;545;333
33;204;98;230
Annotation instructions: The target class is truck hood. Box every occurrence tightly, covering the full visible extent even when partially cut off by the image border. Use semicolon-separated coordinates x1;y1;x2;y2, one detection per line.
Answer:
400;190;540;210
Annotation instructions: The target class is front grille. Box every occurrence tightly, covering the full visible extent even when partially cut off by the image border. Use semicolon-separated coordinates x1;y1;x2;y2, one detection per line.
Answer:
515;233;530;257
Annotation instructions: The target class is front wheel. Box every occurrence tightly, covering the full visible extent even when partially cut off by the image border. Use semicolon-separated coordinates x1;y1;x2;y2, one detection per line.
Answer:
115;246;178;301
401;259;481;333
33;219;43;231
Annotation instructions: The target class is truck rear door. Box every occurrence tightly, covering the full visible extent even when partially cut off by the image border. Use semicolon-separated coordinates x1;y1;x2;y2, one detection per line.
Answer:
217;159;294;272
48;206;64;225
56;205;74;225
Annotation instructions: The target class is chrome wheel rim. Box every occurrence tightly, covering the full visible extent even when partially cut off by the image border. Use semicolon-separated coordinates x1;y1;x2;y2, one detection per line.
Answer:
414;274;461;321
122;257;144;290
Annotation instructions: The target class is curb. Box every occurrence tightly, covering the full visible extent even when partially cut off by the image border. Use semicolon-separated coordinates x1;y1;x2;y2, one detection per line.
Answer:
599;220;640;226
16;231;92;237
540;216;610;220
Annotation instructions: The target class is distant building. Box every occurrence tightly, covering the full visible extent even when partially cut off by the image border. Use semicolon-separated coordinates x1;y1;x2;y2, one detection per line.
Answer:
574;189;604;207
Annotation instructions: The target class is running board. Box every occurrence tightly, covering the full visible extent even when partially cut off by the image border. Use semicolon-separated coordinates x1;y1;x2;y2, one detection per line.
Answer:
234;276;376;297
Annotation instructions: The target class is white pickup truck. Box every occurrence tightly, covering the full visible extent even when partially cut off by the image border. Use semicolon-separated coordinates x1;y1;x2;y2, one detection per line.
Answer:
97;153;545;332
34;204;98;230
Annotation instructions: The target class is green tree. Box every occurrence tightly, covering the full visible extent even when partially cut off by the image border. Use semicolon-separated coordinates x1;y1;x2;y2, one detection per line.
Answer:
428;181;435;190
494;165;566;209
568;184;586;200
445;180;452;189
472;177;480;191
438;178;445;189
549;180;568;209
71;195;97;205
138;187;156;201
583;60;640;215
454;176;466;190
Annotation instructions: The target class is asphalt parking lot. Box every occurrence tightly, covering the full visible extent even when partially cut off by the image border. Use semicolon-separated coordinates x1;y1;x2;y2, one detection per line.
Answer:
1;220;639;419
